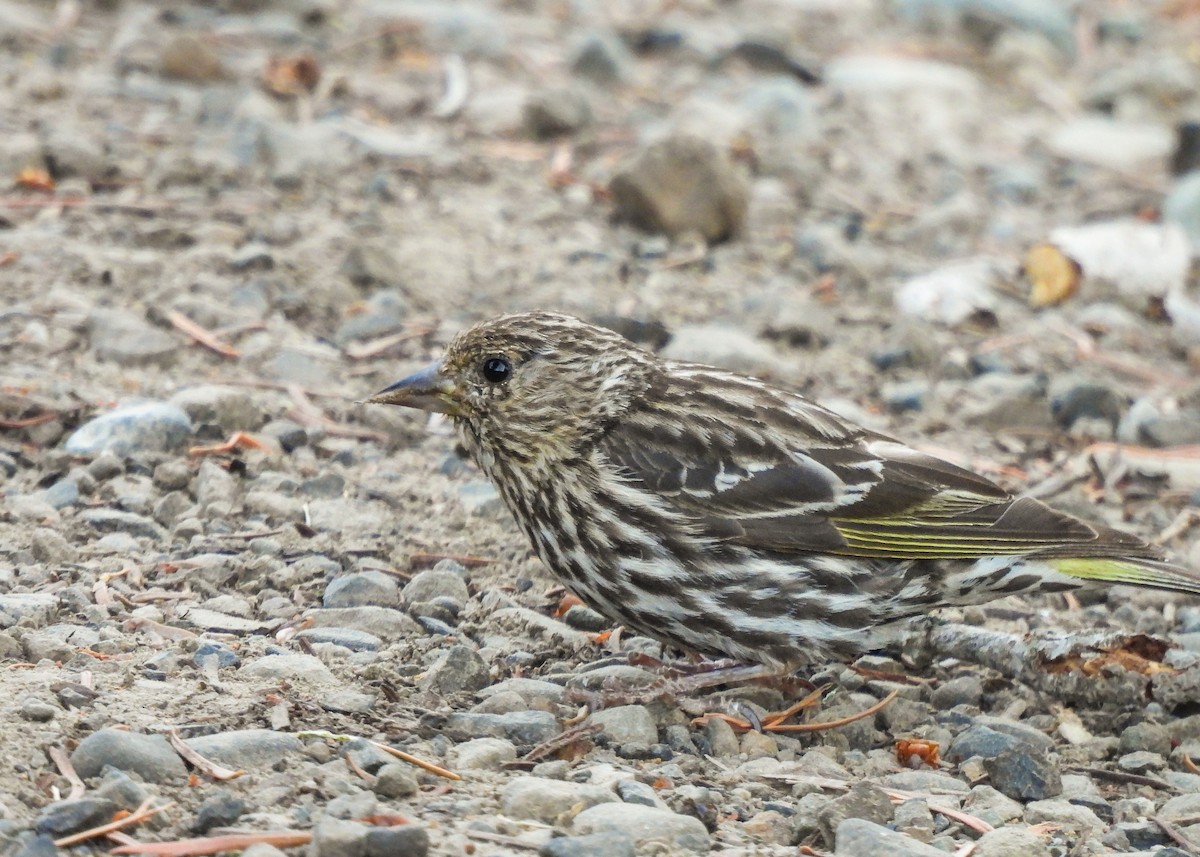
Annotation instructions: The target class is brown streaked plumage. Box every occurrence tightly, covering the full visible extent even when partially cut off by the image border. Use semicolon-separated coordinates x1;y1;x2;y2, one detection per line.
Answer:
368;311;1199;668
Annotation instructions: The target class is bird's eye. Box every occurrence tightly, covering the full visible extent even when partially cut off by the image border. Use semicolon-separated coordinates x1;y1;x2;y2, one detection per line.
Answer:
481;356;512;384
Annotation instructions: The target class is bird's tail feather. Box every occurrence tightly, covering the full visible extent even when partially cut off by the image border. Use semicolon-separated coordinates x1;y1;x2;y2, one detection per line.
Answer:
1046;557;1200;596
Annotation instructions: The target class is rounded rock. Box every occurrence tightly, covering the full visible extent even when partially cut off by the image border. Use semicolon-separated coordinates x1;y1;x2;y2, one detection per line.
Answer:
324;571;401;609
71;729;187;783
572;803;710;853
65;402;192;456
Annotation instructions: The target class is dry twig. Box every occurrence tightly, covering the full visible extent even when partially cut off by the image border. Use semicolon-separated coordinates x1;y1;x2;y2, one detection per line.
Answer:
47;745;86;800
55;798;175;847
166;310;240;359
166;730;244;781
110;831;312;856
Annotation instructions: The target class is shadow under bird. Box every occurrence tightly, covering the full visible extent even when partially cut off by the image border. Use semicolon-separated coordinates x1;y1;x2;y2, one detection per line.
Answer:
367;311;1200;670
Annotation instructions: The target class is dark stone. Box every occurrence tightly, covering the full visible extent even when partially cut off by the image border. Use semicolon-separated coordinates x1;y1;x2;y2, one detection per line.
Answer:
192;791;246;833
35;797;118;836
193;642;240;668
540;832;636;857
946;725;1019;762
983;746;1063;801
363;824;429;857
1050;383;1125;431
1115;820;1167;850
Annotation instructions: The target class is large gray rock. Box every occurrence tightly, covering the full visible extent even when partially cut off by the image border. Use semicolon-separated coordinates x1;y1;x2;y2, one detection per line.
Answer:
500;777;617;824
71;729;187;783
834;818;945;857
66;402;192;456
572;803;710;853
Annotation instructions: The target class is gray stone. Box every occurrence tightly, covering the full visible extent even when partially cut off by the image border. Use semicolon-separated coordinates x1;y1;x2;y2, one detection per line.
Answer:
1023;799;1105;833
572;803;709;853
71;729;187;783
296;627;382;652
963;786;1024;826
974;716;1056;752
660;324;788;376
241;653;335;683
1118;750;1166;773
947;725;1019;762
972;826;1051;857
312;817;369;857
834;817;945;857
19;697;58;722
169;386;261;433
704;716;740;756
893;798;935;843
66;402;192;456
78;508;167;540
23;626;90;662
192;791;246;834
524;88;591;139
418;645;489;694
402;568;469;605
880;771;970;793
984;746;1062;801
615;779;667;809
372;763;418;798
1158;792;1200;823
444;711;560;746
186;730;302;769
152;461;191;492
94;769;152;812
898;0;1074;54
324;571;401;608
565;665;658;691
159;33;228;82
450;737;517;770
819;781;895;845
540;833;635;857
586;705;658;746
457;480;506;518
827;54;979;96
501;777;617;824
341;241;402;290
334;291;408;344
1164;171;1200;251
35;797;118;836
570;33;633;85
363;824;428;857
89;312;178;368
609;135;750;243
321;690;376;714
1048;117;1173;171
304;606;421;641
0;593;57;627
481;678;567;705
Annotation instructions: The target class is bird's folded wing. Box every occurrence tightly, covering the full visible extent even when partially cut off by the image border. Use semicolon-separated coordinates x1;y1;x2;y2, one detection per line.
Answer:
600;415;1155;561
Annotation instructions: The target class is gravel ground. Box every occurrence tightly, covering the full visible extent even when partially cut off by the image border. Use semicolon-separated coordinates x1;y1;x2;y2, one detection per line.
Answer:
3;1;1200;855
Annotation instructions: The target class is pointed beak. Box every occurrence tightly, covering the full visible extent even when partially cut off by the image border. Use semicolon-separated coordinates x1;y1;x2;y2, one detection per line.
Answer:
365;362;460;415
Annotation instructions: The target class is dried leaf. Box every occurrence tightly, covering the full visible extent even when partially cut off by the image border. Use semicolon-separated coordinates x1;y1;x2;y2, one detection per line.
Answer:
896;738;940;768
15;166;55;192
263;54;321;97
1025;242;1081;307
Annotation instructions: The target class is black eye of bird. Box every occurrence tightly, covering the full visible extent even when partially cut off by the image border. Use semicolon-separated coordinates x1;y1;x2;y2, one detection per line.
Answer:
481;356;512;384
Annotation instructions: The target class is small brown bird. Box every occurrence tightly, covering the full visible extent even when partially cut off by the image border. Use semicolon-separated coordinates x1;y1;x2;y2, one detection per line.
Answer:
368;311;1199;669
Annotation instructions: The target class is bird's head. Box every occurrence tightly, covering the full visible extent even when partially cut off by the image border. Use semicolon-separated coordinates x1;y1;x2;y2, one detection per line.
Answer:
367;312;655;465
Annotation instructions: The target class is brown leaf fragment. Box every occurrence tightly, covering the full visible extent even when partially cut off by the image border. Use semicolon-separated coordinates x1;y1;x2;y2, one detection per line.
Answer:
1042;634;1175;677
263;54;321;97
1025;242;1082;307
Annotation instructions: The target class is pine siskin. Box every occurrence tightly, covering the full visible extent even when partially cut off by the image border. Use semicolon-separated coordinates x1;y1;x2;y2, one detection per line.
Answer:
368;311;1200;669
